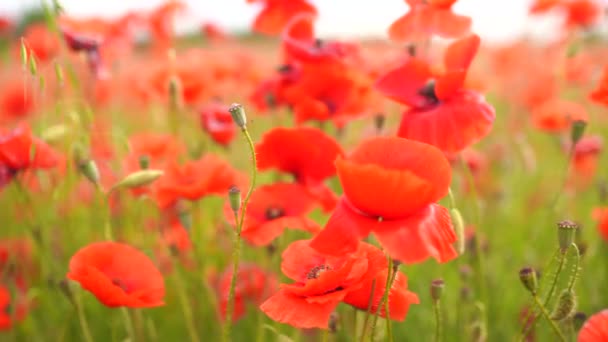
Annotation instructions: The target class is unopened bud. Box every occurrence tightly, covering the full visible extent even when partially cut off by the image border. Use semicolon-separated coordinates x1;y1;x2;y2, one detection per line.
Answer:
573;312;586;331
374;114;385;133
20;39;28;70
79;159;100;186
430;279;444;302
570;120;587;145
328;312;339;333
228;186;241;213
139;155;150;170
28;54;37;76
557;220;578;253
519;267;538;294
228;103;247;129
41;124;69;143
551;289;576;321
111;170;164;192
451;208;466;254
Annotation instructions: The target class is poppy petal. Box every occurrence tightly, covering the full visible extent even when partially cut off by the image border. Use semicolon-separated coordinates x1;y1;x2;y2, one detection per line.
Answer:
375;59;433;108
260;290;338;329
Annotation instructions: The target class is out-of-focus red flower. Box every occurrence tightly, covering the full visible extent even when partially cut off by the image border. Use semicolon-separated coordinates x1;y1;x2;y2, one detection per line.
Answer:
530;0;601;29
155;154;245;208
256;127;343;210
224;183;320;246
592;207;608;242
389;0;471;42
260;239;418;329
201;22;229;42
147;1;186;52
531;99;588;133
0;17;13;36
0;123;60;173
0;78;35;122
67;241;165;308
21;23;60;63
578;309;608;341
213;263;278;321
376;34;495;153
590;66;608;106
199;103;236;146
311;137;457;264
570;135;602;187
125;133;185;173
0;285;28;330
248;0;317;36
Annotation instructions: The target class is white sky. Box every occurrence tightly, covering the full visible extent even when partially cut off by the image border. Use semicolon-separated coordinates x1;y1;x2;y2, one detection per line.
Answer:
0;0;569;42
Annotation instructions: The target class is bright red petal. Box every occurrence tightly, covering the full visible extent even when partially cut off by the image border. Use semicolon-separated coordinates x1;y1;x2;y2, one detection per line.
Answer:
260;290;338;329
375;59;433;108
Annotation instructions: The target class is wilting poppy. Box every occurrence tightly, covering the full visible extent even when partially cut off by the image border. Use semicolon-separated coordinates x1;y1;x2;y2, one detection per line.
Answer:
531;99;588;133
213;263;278;321
389;0;471;42
590;66;608;106
248;0;317;36
224;183;320;246
199;103;236;146
155;154;245;208
310;137;457;264
260;239;418;329
376;34;495;153
0;123;60;173
67;241;165;308
578;309;608;341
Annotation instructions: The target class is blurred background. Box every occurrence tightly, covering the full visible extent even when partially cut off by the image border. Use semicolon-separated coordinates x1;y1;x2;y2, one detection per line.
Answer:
0;0;592;42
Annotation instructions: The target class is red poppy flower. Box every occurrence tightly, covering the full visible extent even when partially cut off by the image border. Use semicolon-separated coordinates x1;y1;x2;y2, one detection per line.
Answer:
376;34;495;153
578;309;608;341
389;0;471;42
248;0;317;36
530;0;601;28
0;78;35;122
155;154;245;208
310;137;457;264
125;133;185;173
249;64;301;112
568;135;602;189
0;285;28;330
590;66;608;106
199;103;236;146
21;23;60;63
260;239;418;329
67;241;165;308
147;1;186;52
592;207;608;242
224;183;321;246
0;123;60;172
213;263;278;321
531;99;588;133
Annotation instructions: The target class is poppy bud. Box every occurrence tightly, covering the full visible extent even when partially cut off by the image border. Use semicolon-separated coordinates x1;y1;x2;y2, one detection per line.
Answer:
551;289;576;321
328;312;339;333
20;38;28;70
139;155;150;170
570;120;587;146
557;220;578;253
573;312;586;331
228;186;241;213
41;124;68;143
80;160;100;186
430;279;444;302
374;114;385;133
111;170;164;191
228;103;247;129
519;267;538;294
450;208;465;254
28;53;37;76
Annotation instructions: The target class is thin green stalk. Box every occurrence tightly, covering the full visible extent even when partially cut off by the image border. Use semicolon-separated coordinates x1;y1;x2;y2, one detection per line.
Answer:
371;257;398;341
173;269;200;342
74;291;94;342
567;244;581;291
121;307;136;342
360;279;377;341
544;251;567;310
433;299;442;342
223;127;258;342
532;295;567;342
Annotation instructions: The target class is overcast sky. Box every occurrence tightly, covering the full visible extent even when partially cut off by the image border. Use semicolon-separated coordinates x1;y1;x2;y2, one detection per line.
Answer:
0;0;574;42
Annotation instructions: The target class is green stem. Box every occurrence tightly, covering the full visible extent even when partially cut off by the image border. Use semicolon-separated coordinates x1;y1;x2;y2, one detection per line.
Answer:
121;307;136;342
567;244;581;291
532;295;567;342
360;279;377;341
433;299;442;342
544;251;567;309
371;257;397;341
75;291;94;342
173;270;200;342
223;127;258;342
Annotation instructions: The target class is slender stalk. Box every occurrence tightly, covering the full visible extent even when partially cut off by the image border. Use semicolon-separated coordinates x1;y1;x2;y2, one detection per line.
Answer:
532;295;567;342
121;307;136;342
360;279;377;341
74;291;94;342
543;252;567;310
223;127;258;342
173;269;200;342
433;299;442;342
567;244;581;291
371;256;398;341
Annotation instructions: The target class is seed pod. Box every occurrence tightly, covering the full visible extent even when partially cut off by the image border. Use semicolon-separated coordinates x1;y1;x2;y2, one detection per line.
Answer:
551;289;576;321
519;267;538;294
557;220;578;254
430;279;445;302
228;103;247;129
228;186;241;213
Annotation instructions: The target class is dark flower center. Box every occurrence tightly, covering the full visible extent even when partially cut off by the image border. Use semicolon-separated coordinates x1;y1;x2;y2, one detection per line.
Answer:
111;278;129;293
418;80;439;105
265;206;285;220
306;264;332;279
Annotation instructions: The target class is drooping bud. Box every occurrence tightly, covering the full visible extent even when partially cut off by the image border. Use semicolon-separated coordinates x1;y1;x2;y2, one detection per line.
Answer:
430;279;444;302
138;155;150;170
451;208;466;254
557;220;578;253
228;186;241;214
573;312;586;331
551;289;576;321
519;267;538;294
328;312;339;333
228;103;247;129
110;170;164;192
570;120;587;146
28;53;37;76
72;145;100;186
